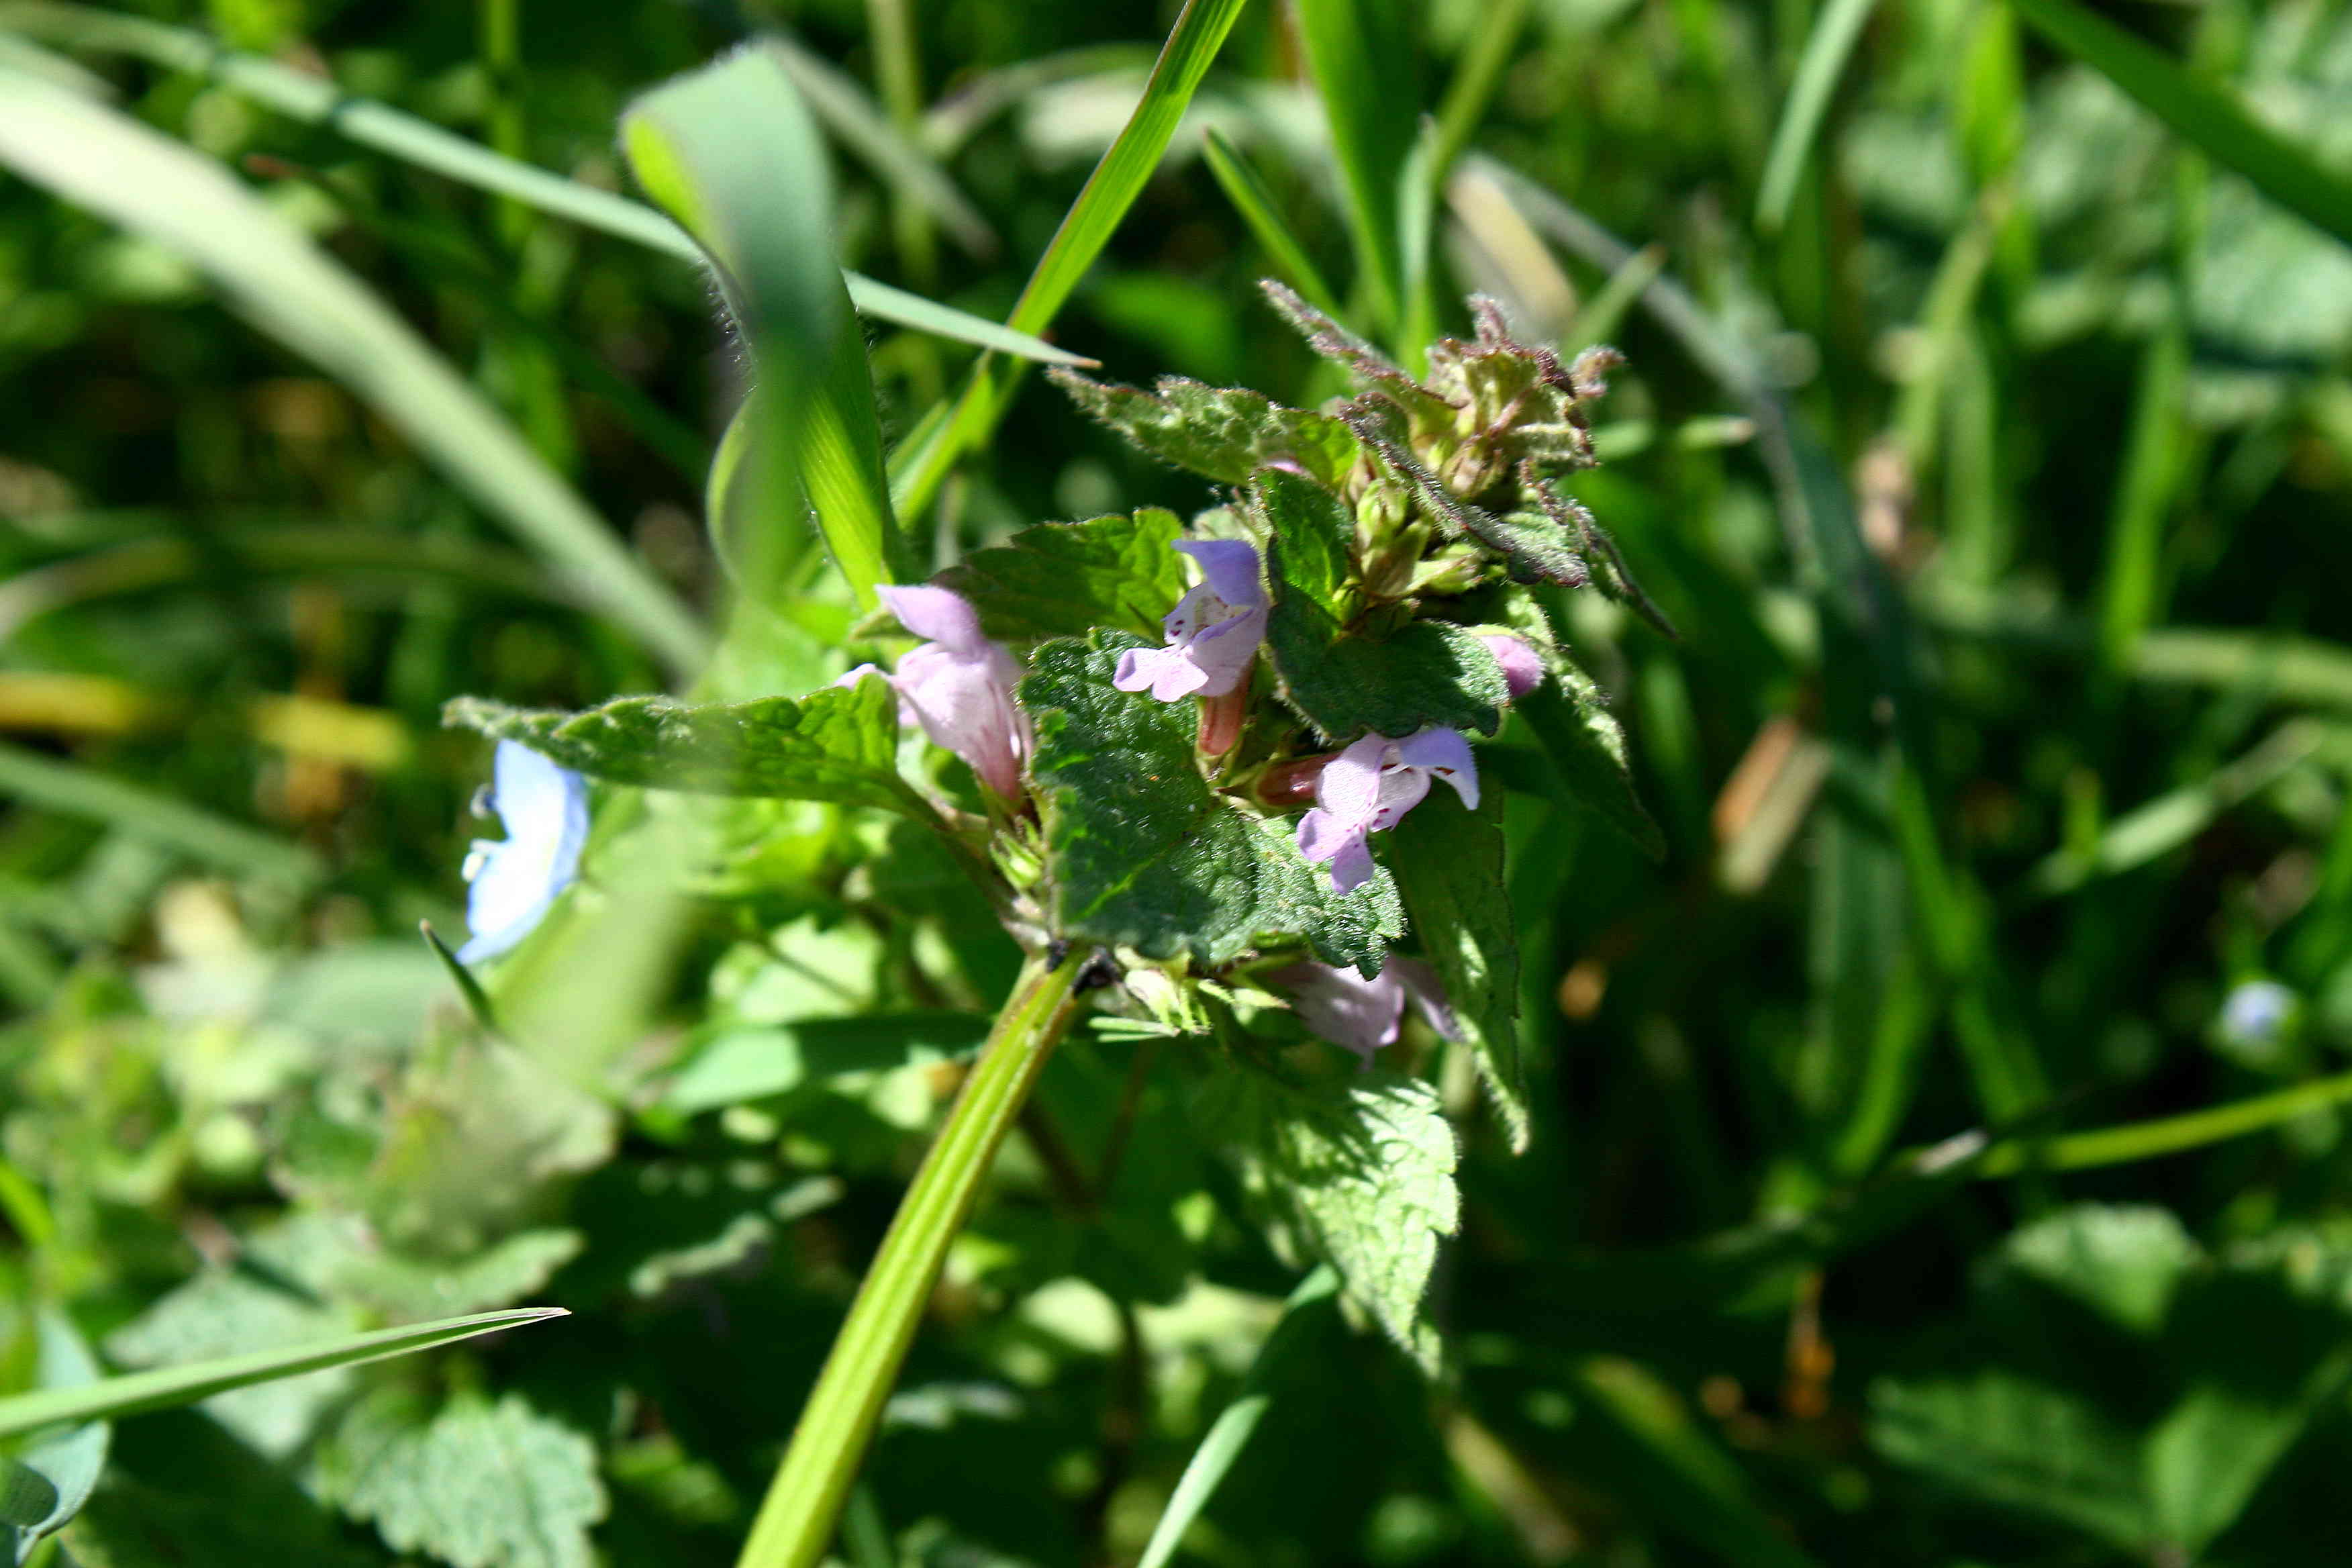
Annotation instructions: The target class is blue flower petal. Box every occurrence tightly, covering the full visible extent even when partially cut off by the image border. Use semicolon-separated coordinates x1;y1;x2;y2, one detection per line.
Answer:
456;740;589;965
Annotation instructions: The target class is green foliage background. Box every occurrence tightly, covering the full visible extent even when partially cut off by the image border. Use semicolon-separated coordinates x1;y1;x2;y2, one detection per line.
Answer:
5;0;2352;1564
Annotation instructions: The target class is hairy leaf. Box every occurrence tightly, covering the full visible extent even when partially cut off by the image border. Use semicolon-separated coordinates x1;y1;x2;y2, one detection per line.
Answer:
931;508;1189;640
444;681;918;814
1050;370;1364;489
324;1391;606;1568
1390;790;1529;1151
1254;469;1508;740
1517;678;1664;859
1209;1071;1459;1374
1022;635;1403;969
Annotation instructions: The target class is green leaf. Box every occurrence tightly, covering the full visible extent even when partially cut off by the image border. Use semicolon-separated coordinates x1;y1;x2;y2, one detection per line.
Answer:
0;63;707;676
2009;0;2352;255
2003;1206;2200;1338
443;681;922;816
5;1311;107;1566
105;1271;357;1456
1255;471;1509;740
1208;1071;1459;1374
623;48;909;614
331;1230;586;1323
656;1013;991;1118
0;1310;565;1440
1755;0;1881;232
322;1391;606;1568
1389;789;1529;1153
1871;1369;2149;1548
930;509;1190;641
1050;371;1365;489
1022;635;1405;970
1516;679;1665;860
0;3;1087;363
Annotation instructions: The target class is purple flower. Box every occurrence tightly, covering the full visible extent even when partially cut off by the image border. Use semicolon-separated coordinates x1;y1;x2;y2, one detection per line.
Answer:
1480;634;1546;701
459;740;589;964
877;585;1030;802
1270;955;1459;1067
1114;540;1268;701
1295;728;1479;893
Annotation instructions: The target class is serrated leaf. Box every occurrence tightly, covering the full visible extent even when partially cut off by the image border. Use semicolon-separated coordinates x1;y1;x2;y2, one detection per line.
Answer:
1022;635;1403;969
1208;1071;1459;1374
1389;790;1529;1153
1871;1370;2148;1549
1050;370;1365;489
443;681;921;816
1517;679;1664;860
1254;471;1508;739
930;509;1189;641
324;1391;606;1568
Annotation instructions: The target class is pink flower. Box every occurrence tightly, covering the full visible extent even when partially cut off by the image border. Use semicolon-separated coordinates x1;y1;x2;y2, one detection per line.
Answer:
1114;540;1268;701
1295;728;1479;893
1269;955;1459;1067
1480;634;1546;701
876;585;1030;802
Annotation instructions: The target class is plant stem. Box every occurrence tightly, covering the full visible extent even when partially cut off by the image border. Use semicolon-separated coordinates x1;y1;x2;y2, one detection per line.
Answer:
733;948;1087;1568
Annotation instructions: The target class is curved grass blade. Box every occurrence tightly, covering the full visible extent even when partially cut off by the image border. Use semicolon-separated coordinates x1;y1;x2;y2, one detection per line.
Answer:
0;741;322;887
0;64;709;675
1755;0;1881;234
0;1310;566;1439
1136;1268;1340;1568
767;32;995;258
2008;0;2352;253
1201;127;1344;317
891;0;1251;520
0;1;1087;364
624;47;912;611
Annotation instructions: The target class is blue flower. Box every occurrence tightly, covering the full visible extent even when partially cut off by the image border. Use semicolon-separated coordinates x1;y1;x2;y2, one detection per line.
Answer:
458;740;589;964
2220;979;2298;1050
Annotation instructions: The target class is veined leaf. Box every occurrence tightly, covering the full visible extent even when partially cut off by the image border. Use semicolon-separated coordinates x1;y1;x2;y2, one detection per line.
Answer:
930;509;1191;641
0;1310;565;1439
444;681;926;817
1208;1070;1459;1374
321;1391;606;1568
1052;371;1365;489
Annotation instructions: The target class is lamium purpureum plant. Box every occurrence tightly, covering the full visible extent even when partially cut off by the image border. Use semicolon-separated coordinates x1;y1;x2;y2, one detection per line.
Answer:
442;280;1663;1567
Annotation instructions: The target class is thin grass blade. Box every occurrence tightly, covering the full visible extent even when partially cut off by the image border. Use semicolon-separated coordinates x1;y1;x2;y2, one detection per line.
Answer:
1755;0;1880;233
1201;127;1344;317
0;1310;566;1438
1294;0;1418;329
0;742;321;887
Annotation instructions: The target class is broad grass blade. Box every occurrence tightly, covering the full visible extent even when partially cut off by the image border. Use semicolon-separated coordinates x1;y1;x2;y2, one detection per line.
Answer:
0;1;1085;363
0;65;709;675
2010;0;2352;253
1295;0;1418;328
624;47;912;611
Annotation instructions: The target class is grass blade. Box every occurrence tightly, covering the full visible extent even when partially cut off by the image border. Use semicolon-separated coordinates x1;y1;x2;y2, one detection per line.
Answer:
1755;0;1880;233
891;0;1251;520
0;64;709;675
0;1310;566;1438
2008;0;2352;253
1295;0;1418;329
0;741;322;887
0;1;1086;364
624;46;912;611
1200;127;1344;317
1136;1268;1339;1568
767;32;995;259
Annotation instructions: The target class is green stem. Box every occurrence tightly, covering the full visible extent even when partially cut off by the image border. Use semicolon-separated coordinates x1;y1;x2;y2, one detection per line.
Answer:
1975;1065;2352;1178
734;950;1087;1568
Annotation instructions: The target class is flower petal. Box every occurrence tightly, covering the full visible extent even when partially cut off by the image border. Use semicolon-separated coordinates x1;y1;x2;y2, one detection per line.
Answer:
1393;727;1479;810
1479;634;1546;701
1116;642;1212;701
1173;538;1264;608
895;643;1027;799
1271;961;1405;1067
1388;955;1463;1042
877;584;986;654
458;741;589;964
1314;732;1391;826
1181;605;1267;697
